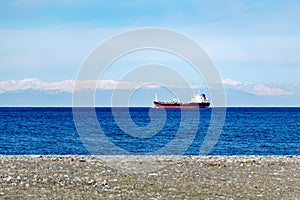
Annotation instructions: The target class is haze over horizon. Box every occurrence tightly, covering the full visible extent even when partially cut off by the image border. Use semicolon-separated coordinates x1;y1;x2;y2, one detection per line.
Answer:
1;0;299;107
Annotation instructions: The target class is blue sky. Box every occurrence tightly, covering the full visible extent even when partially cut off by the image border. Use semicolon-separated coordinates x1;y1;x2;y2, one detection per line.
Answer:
0;0;300;106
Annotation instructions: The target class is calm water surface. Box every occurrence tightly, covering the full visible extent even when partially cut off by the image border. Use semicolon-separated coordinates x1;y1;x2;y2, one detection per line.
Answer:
0;107;299;155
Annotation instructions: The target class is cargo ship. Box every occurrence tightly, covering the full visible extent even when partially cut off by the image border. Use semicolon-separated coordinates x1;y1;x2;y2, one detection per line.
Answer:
153;93;210;108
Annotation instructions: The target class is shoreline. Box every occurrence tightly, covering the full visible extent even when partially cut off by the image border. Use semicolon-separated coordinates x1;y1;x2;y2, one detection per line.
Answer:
1;154;299;159
1;155;299;199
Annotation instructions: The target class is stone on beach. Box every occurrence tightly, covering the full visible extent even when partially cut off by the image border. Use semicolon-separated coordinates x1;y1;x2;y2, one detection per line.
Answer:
0;155;299;199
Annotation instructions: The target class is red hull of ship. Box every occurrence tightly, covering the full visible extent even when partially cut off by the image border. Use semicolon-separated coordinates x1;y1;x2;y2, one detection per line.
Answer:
153;101;210;108
154;105;209;108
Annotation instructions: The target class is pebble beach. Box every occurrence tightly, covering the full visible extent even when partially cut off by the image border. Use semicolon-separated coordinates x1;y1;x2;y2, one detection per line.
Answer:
0;155;299;199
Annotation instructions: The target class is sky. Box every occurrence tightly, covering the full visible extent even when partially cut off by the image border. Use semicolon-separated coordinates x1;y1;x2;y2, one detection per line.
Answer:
0;0;300;106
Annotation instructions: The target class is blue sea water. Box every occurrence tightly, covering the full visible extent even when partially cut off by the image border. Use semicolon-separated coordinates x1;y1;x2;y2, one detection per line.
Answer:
0;107;299;155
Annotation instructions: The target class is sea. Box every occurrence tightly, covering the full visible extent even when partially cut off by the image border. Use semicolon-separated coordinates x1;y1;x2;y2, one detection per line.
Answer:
0;107;299;155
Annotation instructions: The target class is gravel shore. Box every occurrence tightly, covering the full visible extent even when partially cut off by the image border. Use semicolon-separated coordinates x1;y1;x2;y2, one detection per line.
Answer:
0;155;299;199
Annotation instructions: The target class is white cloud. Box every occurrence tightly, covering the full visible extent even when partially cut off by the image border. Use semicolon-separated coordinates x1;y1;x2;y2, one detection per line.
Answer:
221;78;294;96
199;36;300;64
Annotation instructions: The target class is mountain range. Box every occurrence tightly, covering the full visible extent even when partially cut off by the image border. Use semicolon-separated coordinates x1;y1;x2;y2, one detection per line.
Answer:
1;87;299;107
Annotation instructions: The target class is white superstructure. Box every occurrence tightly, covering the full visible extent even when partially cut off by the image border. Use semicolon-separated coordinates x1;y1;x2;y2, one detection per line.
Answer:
191;94;209;103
